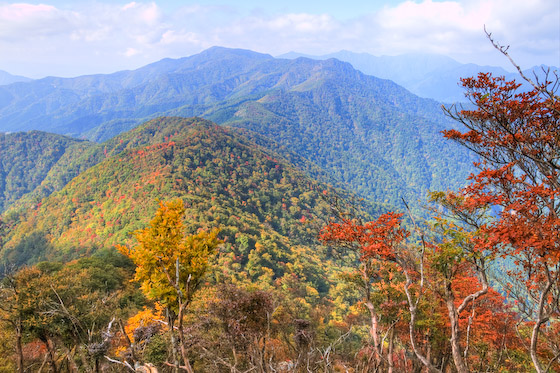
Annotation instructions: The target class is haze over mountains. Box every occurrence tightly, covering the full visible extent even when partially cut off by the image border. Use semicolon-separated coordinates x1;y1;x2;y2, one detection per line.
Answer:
0;70;31;86
280;51;554;102
3;48;551;104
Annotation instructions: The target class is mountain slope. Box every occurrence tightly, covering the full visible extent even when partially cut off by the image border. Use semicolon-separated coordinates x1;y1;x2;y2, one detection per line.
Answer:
198;58;476;208
0;47;274;136
0;47;475;210
1;109;279;214
0;115;232;214
0;131;93;213
0;117;378;274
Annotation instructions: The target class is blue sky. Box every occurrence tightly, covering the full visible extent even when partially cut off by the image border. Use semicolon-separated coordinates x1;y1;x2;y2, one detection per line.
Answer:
1;0;558;78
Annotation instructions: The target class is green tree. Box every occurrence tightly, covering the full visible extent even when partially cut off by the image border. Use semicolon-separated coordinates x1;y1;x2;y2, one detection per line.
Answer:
0;266;44;373
0;256;136;373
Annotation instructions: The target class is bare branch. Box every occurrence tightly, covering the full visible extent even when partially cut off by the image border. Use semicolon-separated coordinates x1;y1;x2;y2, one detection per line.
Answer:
104;356;135;372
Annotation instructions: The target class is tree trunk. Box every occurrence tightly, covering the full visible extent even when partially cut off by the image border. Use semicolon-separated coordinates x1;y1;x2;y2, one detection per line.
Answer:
167;311;179;373
402;268;441;373
15;320;24;373
445;284;469;373
529;277;553;373
177;303;194;373
447;261;489;373
362;264;382;371
365;300;382;370
387;325;395;373
45;337;59;373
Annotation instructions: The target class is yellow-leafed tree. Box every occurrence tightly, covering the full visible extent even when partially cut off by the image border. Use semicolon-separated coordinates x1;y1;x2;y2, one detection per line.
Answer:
117;199;221;373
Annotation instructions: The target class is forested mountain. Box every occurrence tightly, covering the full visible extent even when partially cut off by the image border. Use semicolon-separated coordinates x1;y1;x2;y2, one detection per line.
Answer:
0;117;375;370
0;47;274;136
0;131;92;212
0;47;475;210
0;116;249;214
280;50;552;102
0;117;381;270
0;49;557;372
201;57;475;208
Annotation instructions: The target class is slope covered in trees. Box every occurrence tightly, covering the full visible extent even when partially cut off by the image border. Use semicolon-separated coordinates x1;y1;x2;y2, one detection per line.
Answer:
0;62;558;370
0;47;475;210
0;117;388;370
201;57;475;207
0;131;93;213
1;116;374;371
0;117;380;272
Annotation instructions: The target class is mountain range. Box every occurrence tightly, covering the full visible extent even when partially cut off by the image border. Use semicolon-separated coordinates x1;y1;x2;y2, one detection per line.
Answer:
0;47;477;214
0;46;482;270
279;50;555;102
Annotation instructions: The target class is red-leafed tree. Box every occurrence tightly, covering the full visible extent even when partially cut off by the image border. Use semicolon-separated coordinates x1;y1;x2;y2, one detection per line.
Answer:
442;33;560;373
319;212;408;372
319;205;519;373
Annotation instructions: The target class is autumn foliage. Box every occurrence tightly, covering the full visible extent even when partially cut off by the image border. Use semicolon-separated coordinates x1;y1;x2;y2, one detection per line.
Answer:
319;212;407;262
443;69;560;372
1;49;559;372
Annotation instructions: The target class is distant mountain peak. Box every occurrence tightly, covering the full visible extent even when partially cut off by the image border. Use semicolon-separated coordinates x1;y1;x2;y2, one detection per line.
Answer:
0;70;32;85
277;50;540;102
198;46;273;60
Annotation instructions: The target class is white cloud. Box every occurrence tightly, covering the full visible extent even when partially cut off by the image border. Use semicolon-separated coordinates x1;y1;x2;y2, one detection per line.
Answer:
160;30;201;46
124;47;140;57
0;3;76;41
122;2;161;26
265;14;335;33
0;0;557;78
369;0;559;67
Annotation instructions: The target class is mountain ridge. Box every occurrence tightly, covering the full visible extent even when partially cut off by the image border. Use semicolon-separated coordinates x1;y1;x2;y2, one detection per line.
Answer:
0;70;32;86
279;50;556;102
0;47;476;211
0;117;380;273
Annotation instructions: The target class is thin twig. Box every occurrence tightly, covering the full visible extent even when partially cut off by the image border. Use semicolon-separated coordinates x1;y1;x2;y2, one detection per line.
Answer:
104;356;135;372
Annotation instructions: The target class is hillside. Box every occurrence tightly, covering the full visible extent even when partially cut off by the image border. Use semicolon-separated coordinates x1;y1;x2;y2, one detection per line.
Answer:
0;117;380;277
0;47;475;210
0;131;93;213
1;116;244;214
198;57;476;208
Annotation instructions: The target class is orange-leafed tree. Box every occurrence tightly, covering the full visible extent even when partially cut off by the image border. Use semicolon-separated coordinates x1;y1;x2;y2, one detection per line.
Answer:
425;191;499;373
320;200;527;372
117;199;221;373
426;201;526;371
442;35;560;372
